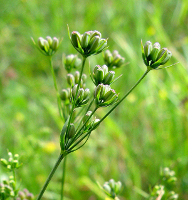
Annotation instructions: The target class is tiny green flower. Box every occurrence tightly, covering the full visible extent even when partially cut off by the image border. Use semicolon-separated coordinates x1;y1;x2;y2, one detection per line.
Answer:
103;50;125;69
72;85;90;107
94;84;118;107
69;29;107;57
32;36;60;56
63;54;82;72
141;41;172;69
92;65;115;86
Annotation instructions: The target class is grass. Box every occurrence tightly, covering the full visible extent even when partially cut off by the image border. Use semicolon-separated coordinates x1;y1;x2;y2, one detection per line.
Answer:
0;0;188;199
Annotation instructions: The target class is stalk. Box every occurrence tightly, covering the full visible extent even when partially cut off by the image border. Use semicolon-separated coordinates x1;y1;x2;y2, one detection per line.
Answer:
36;153;67;200
49;56;64;121
92;69;151;130
60;156;67;200
68;69;151;152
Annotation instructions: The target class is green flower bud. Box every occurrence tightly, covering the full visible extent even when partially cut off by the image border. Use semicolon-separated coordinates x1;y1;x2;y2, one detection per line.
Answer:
94;84;103;99
81;32;90;49
68;123;76;138
43;39;50;53
100;84;111;99
103;71;115;85
0;158;8;167
46;36;53;47
101;65;108;76
77;88;85;102
38;37;45;50
72;84;78;98
103;89;116;102
112;50;119;57
67;74;75;86
51;37;59;51
148;42;160;63
114;181;122;194
144;41;152;58
108;179;115;189
160;49;172;65
12;160;19;168
93;66;104;85
103;183;111;194
116;57;125;68
104;50;113;65
96;39;107;53
71;31;82;49
83;88;90;100
90;30;101;40
60;89;69;101
89;36;100;53
74;71;80;84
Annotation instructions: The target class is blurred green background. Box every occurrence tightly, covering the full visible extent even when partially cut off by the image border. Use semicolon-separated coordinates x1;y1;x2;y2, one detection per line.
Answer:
0;0;188;199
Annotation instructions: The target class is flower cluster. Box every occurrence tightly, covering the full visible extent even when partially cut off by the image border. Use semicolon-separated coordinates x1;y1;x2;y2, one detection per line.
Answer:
102;179;122;199
0;152;22;171
0;176;16;199
149;167;178;200
94;84;118;107
63;54;82;72
16;189;34;200
103;50;125;69
70;30;107;57
142;41;172;69
92;65;115;86
32;36;59;56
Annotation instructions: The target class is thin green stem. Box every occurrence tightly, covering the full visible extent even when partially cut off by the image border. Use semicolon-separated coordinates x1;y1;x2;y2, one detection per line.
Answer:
36;153;67;200
60;156;67;200
91;69;151;131
49;56;64;121
65;56;87;143
66;107;98;150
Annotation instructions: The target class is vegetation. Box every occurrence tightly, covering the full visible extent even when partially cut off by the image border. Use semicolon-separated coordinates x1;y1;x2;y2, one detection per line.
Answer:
0;0;188;199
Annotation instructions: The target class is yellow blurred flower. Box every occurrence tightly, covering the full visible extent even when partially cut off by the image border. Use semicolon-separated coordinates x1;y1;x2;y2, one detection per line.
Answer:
42;141;57;154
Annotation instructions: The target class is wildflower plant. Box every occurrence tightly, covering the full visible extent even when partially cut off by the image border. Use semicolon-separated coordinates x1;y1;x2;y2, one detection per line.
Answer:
148;167;178;200
97;179;122;200
31;32;173;200
0;152;34;200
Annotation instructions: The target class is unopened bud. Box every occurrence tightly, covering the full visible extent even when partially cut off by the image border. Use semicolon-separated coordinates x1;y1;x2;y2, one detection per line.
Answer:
144;41;152;57
0;158;8;167
81;32;90;49
67;74;75;86
60;89;69;101
103;71;115;84
46;36;53;47
74;71;80;84
71;31;82;48
51;37;59;51
89;36;100;53
68;123;76;138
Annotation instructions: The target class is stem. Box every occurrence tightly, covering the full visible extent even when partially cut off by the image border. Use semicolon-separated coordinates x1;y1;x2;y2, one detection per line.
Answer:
36;153;66;200
49;56;64;121
65;56;87;143
92;69;151;130
60;156;67;200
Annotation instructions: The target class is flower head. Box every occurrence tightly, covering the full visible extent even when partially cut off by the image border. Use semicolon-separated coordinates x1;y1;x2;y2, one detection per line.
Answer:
141;41;172;69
